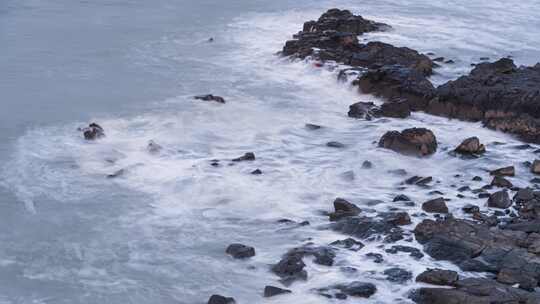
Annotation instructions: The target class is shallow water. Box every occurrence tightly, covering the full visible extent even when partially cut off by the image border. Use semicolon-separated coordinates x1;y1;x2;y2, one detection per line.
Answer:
1;0;540;303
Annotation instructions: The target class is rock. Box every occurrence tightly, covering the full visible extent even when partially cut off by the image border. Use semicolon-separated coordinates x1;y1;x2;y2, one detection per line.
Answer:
414;217;540;289
532;160;540;174
385;245;424;259
328;198;361;221
332;216;404;243
416;269;458;286
422;197;448;213
226;244;255;259
305;123;322;130
383;267;412;283
263;286;291;298
487;190;511;209
361;160;373;169
411;278;540;304
405;176;433;186
330;238;365;251
379;128;437;156
356;65;436;111
207;295;235;304
454;137;486;155
271;253;307;285
348;101;379;120
194;94;226;103
380;212;412;226
336;281;377;298
232;152;255;162
251;169;262;175
380;99;411;118
81;123;105;140
365;252;384;263
490;166;515;177
434;59;540;142
287;244;336;267
472;176;483;181
147;140;163;154
326;141;345;148
107;168;125;179
462;204;480;214
491;176;513;188
393;194;411;202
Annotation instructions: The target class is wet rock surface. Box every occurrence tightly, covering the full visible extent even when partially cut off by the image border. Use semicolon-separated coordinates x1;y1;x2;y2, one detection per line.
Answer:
415;269;458;286
263;286;291;298
225;243;255;259
207;295;236;304
454;137;486;155
379;128;438;156
80;123;105;140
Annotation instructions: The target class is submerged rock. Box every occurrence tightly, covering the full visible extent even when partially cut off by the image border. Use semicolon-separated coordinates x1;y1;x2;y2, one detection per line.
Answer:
232;152;255;162
225;244;255;259
81;123;105;140
384;267;412;283
194;94;226;103
378;128;437;156
263;286;291;298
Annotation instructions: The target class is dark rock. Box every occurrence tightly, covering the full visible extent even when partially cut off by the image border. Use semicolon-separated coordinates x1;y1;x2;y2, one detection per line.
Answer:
207;295;235;304
271;253;307;285
379;128;437;156
336;281;377;298
232;152;255;162
305;123;322;130
472;176;483;181
348;101;379;120
332;216;404;243
195;94;225;103
329;198;361;221
490;166;515;177
422;197;448;213
393;194;411;202
330;238;364;251
380;212;412;226
380;99;411;118
383;267;412;283
411;278;540;304
491;176;513;188
365;252;384;263
147;140;163;154
107;168;125;179
416;269;459;286
487;190;511;209
462;204;480;214
263;286;291;298
434;59;540;143
388;169;408;176
226;243;255;259
251;169;262;175
385;245;424;259
356;65;435;111
361;160;373;169
454;137;486;155
457;186;470;192
81;123;105;140
326;141;345;148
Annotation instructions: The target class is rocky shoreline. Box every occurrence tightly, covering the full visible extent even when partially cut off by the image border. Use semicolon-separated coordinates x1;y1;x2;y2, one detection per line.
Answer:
80;8;540;304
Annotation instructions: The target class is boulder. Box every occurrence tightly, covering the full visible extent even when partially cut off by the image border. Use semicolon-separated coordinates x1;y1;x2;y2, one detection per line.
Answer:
422;197;448;213
207;295;235;304
81;123;105;140
490;166;515;177
416;269;459;286
328;198;361;221
454;137;486;155
491;176;513;188
378;128;437;156
225;244;255;259
263;286;291;298
347;101;379;120
487;190;512;209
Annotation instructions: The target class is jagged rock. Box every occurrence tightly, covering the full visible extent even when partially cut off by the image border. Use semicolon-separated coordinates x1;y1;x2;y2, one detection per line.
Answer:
207;295;235;304
411;278;540;304
225;244;255;259
332;216;404;243
422;197;448;213
271;253;307;285
393;194;411;202
81;123;105;140
194;94;226;103
434;59;540;142
328;198;361;221
356;65;436;111
487;190;512;209
263;286;291;298
454;137;486;155
384;267;412;283
416;269;458;286
491;176;513;188
232;152;255;162
348;101;379;119
490;166;515;177
379;128;437;156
